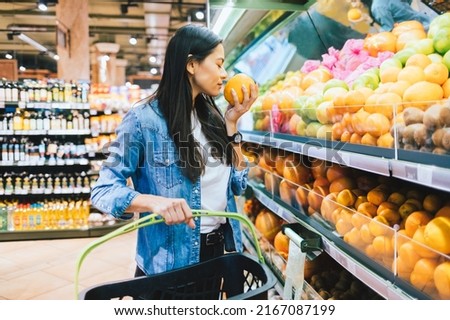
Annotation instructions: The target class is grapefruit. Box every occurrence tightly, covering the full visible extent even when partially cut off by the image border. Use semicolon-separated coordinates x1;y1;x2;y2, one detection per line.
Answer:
224;73;255;105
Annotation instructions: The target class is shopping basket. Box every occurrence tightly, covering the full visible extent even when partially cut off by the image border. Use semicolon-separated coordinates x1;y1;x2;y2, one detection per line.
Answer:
74;210;276;300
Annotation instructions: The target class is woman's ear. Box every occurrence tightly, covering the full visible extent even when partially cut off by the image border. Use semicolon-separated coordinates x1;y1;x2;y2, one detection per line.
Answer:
186;55;195;75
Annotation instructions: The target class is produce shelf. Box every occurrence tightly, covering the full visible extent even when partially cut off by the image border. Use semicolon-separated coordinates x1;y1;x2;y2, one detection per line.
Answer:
243;130;450;194
242;130;392;177
248;181;429;300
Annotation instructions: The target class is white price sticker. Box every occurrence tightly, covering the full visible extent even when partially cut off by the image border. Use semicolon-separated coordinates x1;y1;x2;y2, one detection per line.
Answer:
417;164;433;185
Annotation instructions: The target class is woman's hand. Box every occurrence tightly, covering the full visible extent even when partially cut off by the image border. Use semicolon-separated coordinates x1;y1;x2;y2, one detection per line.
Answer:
224;83;258;125
128;194;195;228
151;196;195;228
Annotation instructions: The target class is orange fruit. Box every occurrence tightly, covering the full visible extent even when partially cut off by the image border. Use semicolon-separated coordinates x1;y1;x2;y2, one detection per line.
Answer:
360;223;375;243
335;217;353;236
388;80;411;98
347;8;362;21
422;194;443;214
372;235;394;257
442;78;450;98
397;66;425;84
410;258;438;295
375;92;402;119
436;206;450;219
361;133;377;146
380;66;401;83
434;262;450;298
369;215;390;237
274;230;290;256
224;73;255;105
396;256;413;280
405;53;432;69
404;210;433;238
365;113;391;137
412;226;440;259
423;217;450;255
398;241;422;269
301;68;332;90
424;62;449;85
261;92;279;112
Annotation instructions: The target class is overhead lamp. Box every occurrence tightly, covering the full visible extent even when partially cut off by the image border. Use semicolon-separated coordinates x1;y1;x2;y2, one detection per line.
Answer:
149;56;157;63
194;10;205;21
5;52;13;60
19;66;26;72
129;36;137;45
37;0;58;12
18;33;48;52
150;67;158;75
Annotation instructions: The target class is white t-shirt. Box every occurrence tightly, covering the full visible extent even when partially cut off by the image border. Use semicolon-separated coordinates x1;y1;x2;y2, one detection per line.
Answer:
191;111;231;233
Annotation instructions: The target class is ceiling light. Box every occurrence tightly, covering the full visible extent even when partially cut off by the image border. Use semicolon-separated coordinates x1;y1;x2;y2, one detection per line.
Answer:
38;3;48;11
37;0;58;11
5;53;13;60
19;66;26;72
129;36;137;45
18;33;48;52
150;67;158;75
149;56;157;63
195;10;205;21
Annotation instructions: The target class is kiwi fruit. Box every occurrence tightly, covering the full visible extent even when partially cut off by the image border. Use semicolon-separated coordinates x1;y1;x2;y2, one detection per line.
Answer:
403;107;424;125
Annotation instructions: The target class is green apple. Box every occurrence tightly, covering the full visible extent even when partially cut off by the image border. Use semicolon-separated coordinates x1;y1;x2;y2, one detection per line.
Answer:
352;72;379;90
323;79;349;93
433;27;450;55
394;47;417;66
304;94;324;122
316;101;332;125
305;122;322;138
443;50;450;71
323;86;348;102
406;38;435;55
292;96;308;118
316;124;333;140
428;53;443;64
366;67;380;78
380;58;403;72
295;117;307;136
428;13;450;39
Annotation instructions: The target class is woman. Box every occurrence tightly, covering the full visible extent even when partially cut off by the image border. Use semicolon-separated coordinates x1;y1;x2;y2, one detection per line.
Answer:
91;24;258;276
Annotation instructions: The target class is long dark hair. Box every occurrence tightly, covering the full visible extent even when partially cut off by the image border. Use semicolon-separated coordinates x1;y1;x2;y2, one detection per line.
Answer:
154;24;232;182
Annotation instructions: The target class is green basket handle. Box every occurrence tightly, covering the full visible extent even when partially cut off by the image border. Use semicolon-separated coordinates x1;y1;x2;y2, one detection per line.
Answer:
74;210;263;299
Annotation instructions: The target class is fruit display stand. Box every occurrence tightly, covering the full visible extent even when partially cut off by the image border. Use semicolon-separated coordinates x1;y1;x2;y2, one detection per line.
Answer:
239;140;450;300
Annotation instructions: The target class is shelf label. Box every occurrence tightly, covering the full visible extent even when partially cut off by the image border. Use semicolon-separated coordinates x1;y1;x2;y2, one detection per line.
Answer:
417;164;433;185
404;165;417;180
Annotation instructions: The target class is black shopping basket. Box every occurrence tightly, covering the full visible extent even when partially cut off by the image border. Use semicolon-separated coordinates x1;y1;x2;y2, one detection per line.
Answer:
74;210;276;300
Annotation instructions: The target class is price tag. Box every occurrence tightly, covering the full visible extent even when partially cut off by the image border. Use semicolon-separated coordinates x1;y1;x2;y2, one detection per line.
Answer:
404;164;418;180
417;164;432;185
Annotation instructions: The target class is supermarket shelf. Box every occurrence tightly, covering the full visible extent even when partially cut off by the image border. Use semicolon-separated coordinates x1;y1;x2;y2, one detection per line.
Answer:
0;220;128;241
0;129;91;136
248;181;420;300
242;131;391;176
243;130;450;193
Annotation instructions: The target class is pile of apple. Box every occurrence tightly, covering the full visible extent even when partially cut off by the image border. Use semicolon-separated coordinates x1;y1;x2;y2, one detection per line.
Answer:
251;14;450;154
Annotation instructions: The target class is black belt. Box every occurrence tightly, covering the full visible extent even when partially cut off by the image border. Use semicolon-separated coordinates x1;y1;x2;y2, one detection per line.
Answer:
201;228;224;246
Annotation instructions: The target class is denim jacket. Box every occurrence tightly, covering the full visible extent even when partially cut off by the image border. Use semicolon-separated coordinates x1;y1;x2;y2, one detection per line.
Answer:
371;0;430;32
90;99;249;275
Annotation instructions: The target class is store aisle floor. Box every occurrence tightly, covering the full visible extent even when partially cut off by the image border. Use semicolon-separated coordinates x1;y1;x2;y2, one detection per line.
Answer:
0;232;137;300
